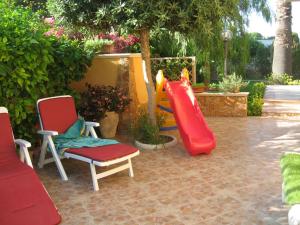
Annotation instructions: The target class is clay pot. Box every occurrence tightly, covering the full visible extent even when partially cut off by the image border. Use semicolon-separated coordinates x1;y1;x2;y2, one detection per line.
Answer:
101;44;115;54
99;111;119;138
192;86;208;93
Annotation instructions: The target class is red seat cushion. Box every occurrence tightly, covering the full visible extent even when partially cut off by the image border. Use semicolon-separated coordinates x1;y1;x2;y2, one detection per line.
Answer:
0;113;19;167
0;163;61;225
65;144;139;162
38;96;78;134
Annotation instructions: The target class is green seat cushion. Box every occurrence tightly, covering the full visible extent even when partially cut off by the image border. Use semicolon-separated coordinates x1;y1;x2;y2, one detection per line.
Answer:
280;153;300;205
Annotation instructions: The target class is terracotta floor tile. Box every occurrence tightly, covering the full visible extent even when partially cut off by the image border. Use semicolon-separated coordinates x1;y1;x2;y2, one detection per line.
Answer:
36;117;298;225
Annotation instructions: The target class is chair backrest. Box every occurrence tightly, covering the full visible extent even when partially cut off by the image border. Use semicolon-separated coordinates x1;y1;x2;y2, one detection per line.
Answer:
37;96;78;134
0;107;18;165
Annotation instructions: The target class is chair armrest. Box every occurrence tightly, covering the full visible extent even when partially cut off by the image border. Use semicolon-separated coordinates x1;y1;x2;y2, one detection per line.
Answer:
15;139;31;148
85;121;100;127
15;139;33;168
84;122;99;138
38;130;58;136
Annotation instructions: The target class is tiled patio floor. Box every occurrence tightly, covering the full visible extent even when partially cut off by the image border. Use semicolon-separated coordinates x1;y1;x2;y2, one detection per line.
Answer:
36;117;300;225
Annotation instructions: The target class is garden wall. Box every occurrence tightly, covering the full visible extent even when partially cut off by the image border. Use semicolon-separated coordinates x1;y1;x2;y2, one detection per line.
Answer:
195;92;249;117
71;53;148;132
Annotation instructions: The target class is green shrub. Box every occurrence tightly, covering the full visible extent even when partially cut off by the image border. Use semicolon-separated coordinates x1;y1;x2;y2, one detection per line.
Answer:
130;109;165;145
267;73;293;85
151;58;193;83
48;38;92;92
244;82;266;116
287;80;300;85
84;38;113;54
0;3;91;141
218;73;248;93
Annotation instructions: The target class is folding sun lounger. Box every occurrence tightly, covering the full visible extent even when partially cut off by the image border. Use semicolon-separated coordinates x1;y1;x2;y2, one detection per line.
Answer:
37;96;139;191
0;107;61;225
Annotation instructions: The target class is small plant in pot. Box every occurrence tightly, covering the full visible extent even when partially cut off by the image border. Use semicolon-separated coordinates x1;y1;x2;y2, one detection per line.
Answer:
218;73;248;93
84;38;114;54
192;83;207;93
131;108;177;150
79;84;131;138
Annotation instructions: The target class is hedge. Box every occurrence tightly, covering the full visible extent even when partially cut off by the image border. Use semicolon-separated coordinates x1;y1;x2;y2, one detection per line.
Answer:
0;2;92;141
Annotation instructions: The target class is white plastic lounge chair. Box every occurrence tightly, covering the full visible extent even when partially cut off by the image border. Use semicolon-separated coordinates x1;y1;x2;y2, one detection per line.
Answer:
0;107;61;224
37;95;139;191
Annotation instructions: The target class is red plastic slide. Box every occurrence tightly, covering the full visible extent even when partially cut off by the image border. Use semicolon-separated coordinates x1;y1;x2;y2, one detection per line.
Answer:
164;77;216;155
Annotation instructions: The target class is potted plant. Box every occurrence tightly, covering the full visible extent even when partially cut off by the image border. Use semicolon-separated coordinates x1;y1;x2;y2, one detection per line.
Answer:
79;84;131;138
192;83;207;93
84;38;114;54
218;73;248;93
131;109;177;150
97;32;139;53
208;83;219;92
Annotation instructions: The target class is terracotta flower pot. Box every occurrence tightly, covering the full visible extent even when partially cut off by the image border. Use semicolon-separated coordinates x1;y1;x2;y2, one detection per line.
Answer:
192;86;207;93
101;44;115;54
99;111;119;138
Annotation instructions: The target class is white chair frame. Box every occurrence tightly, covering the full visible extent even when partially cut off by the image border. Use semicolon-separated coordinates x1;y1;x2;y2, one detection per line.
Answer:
0;107;33;168
36;96;139;191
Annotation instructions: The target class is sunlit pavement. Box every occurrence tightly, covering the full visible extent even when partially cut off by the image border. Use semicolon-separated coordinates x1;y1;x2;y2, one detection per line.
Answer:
36;117;300;225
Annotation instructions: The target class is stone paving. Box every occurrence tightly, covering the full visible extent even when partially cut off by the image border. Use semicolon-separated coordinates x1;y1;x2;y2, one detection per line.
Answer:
36;117;300;225
263;85;300;116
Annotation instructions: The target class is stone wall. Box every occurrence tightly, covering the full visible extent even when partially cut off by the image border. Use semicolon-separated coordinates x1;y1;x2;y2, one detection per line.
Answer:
195;92;249;117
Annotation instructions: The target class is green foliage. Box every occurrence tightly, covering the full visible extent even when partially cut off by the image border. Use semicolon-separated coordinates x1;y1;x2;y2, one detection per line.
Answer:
228;31;250;77
79;84;131;122
47;0;271;86
242;82;266;116
218;73;248;93
287;80;300;85
84;38;113;54
151;58;193;83
130;109;165;145
208;83;219;91
14;0;47;13
0;3;91;141
150;30;188;57
292;33;300;78
267;73;293;85
245;34;272;79
47;0;239;35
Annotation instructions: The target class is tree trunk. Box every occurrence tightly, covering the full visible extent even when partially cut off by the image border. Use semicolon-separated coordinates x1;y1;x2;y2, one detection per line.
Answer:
139;28;156;123
272;0;292;75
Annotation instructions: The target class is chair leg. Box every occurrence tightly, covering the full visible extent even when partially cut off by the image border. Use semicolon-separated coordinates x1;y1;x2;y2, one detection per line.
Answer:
128;158;134;177
48;136;68;181
90;163;99;191
38;137;48;168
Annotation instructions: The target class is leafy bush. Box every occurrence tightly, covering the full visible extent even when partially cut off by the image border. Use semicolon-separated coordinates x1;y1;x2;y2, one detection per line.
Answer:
0;3;91;141
242;82;266;116
79;84;131;122
130;109;165;145
218;73;248;93
84;38;113;54
97;33;139;52
267;73;293;85
151;58;193;83
288;80;300;85
208;83;219;91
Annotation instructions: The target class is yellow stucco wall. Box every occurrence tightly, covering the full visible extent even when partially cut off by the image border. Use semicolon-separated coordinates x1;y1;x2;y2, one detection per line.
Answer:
71;55;124;91
71;53;148;131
